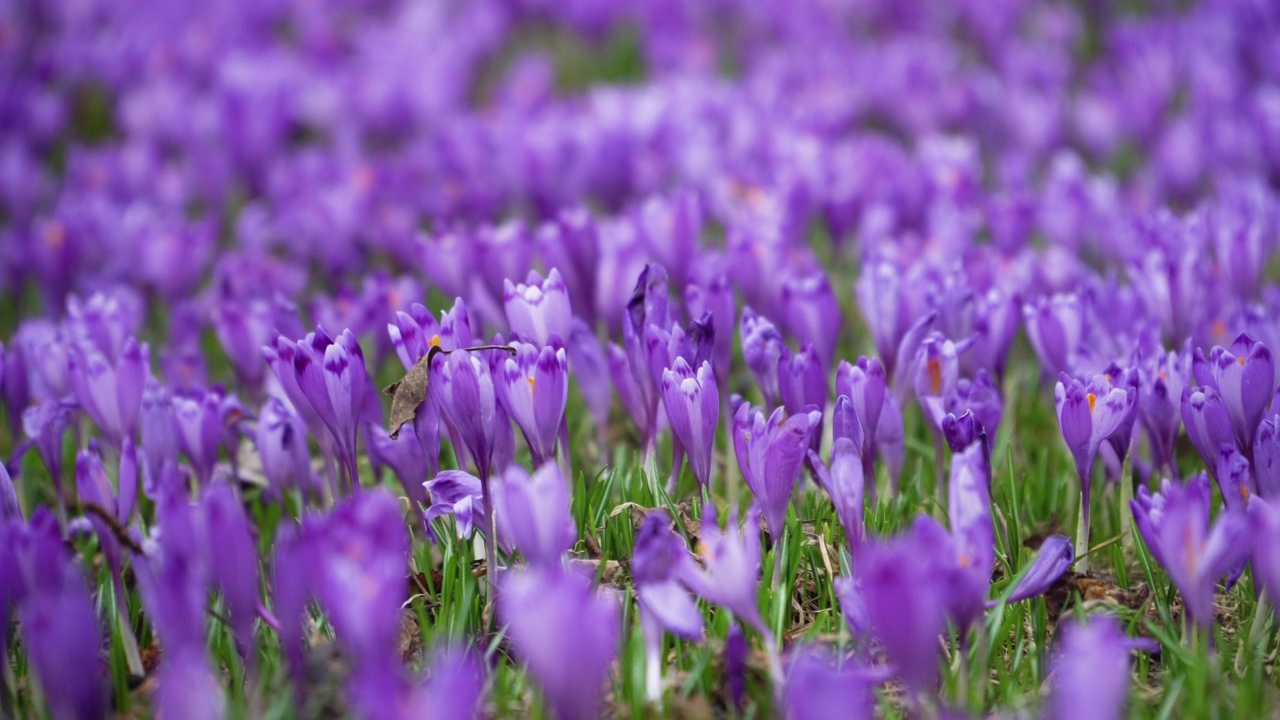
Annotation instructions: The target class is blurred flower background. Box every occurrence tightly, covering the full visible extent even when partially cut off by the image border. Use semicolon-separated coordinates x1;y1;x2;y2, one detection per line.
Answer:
4;0;1280;717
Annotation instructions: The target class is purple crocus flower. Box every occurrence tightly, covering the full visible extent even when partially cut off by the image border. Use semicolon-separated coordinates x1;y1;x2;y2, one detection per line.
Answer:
1181;385;1237;475
212;295;276;390
67;335;149;448
836;357;887;480
1000;534;1075;605
1055;373;1137;546
1131;475;1251;628
172;388;227;485
492;462;576;568
685;272;735;381
683;504;768;636
662;358;719;492
948;436;995;627
1216;444;1254;511
425;470;490;543
877;395;907;487
1249;498;1280;610
1047;615;1157;720
912;332;960;428
946;370;1003;440
968;287;1020;379
21;399;72;520
256;397;318;502
566;320;613;441
494;342;568;468
409;647;487;720
432;349;504;480
200;481;261;661
1023;293;1084;378
855;517;950;696
0;460;18;522
1138;349;1189;479
504;269;573;347
782;645;875;720
17;555;108;720
1254;415;1280;499
778;343;828;457
856;259;909;376
289;328;369;488
1192;333;1276;454
499;566;619;720
631;511;704;701
780;270;841;370
732;401;821;537
740;307;786;406
809;437;864;549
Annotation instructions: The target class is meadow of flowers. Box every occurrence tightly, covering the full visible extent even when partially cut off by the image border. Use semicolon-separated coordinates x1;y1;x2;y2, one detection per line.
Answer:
4;0;1280;718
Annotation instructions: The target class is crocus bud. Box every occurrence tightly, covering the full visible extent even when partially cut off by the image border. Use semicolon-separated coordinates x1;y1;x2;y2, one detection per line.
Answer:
1181;386;1236;473
836;357;886;461
733;402;821;537
256;398;316;501
685;273;735;381
781;270;841;369
912;332;959;428
855;259;909;375
1048;615;1158;720
499;566;620;720
68;336;149;448
504;269;573;347
172;389;225;486
809;438;864;549
494;343;568;468
432;350;502;480
779;344;827;456
492;463;576;568
662;359;719;490
740;307;785;406
1056;373;1137;539
1131;475;1251;628
1023;293;1084;378
783;645;876;720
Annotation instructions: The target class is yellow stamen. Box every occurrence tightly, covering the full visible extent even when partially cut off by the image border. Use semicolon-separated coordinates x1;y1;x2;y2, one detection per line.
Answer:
527;376;536;394
927;357;943;395
1238;356;1246;366
429;335;441;348
1241;483;1251;505
958;553;971;569
1087;393;1097;414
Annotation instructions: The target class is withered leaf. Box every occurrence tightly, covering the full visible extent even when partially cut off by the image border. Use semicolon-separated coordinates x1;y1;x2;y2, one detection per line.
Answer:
383;345;516;439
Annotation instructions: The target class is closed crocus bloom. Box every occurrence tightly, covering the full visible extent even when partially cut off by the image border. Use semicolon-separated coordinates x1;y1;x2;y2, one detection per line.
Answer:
201;482;259;660
140;378;178;481
536;209;599;327
857;517;949;696
172;389;225;485
836;357;886;466
877;395;906;485
1249;499;1280;610
1131;475;1251;628
68;335;149;447
948;436;994;587
631;511;704;701
566;320;612;436
492;463;576;568
1181;385;1236;473
1139;349;1189;478
425;471;492;545
1000;534;1075;605
662;358;719;490
19;562;107;720
809;438;865;549
912;332;960;428
409;647;486;720
1216;444;1254;511
291;328;369;485
494;343;567;468
1193;333;1276;453
504;269;573;347
256;397;315;501
1023;293;1084;378
1048;614;1157;720
780;270;841;369
21;400;72;515
947;370;1003;439
778;344;827;455
212;295;275;388
856;259;909;375
685;272;735;380
733;402;821;537
1255;416;1280;499
367;424;430;510
499;566;619;720
969;288;1019;378
432;350;501;479
1056;373;1137;545
740;307;786;406
783;645;876;720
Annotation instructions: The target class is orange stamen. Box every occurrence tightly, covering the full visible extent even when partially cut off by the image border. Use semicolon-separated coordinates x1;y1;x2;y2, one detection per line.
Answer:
429;335;441;348
527;376;536;394
1238;356;1246;366
927;357;943;395
1087;393;1097;414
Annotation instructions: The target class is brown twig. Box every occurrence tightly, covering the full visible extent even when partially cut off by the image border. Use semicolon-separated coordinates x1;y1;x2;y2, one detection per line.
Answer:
81;502;146;556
